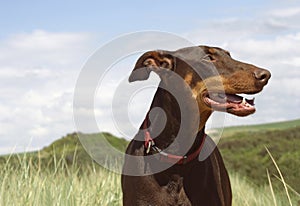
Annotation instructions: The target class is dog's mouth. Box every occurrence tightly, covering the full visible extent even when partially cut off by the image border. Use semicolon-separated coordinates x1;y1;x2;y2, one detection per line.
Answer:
203;92;256;116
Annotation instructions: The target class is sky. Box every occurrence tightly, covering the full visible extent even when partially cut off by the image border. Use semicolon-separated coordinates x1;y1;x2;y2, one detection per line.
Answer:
0;0;300;154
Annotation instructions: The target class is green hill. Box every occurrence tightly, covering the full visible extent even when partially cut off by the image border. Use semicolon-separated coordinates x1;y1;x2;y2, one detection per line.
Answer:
219;119;300;192
1;119;299;192
42;132;128;158
0;132;129;170
219;118;300;138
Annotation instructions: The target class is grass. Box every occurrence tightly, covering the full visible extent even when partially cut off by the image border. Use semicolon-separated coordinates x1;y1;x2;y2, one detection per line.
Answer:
1;119;299;205
231;173;299;206
0;150;299;206
0;153;122;206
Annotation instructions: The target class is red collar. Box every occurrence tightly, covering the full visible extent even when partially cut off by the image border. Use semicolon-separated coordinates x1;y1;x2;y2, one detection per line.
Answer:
143;115;206;165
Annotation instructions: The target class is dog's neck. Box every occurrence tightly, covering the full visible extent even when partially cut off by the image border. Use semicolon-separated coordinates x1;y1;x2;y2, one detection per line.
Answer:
142;86;210;155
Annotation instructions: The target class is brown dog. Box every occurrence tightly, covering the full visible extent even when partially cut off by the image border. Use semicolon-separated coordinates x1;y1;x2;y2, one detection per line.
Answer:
122;46;271;206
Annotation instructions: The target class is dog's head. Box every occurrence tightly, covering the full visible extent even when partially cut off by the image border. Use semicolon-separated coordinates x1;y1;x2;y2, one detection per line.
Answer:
129;46;271;117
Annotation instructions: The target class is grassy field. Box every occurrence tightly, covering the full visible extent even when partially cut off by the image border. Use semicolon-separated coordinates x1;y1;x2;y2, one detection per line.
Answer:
0;153;299;206
0;119;300;205
0;154;122;206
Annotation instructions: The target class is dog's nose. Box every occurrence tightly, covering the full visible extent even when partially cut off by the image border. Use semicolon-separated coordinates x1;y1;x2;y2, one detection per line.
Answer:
254;69;271;85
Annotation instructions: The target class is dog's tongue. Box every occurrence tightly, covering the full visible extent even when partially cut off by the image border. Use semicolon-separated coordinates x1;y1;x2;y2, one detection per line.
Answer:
226;94;255;105
209;93;255;105
226;94;243;103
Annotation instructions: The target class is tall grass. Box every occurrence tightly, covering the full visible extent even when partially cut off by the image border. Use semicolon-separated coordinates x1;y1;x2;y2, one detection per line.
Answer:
0;152;299;206
0;153;122;206
231;173;298;206
231;147;300;206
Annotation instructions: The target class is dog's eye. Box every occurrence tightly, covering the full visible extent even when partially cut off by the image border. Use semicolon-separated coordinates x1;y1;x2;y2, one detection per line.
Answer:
208;55;214;61
203;55;215;62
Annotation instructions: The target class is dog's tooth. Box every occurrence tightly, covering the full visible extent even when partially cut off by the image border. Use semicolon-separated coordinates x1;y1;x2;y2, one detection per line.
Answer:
242;97;246;105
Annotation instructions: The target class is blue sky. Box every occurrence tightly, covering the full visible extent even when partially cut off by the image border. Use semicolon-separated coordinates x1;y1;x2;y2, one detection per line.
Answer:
0;0;300;154
0;1;276;37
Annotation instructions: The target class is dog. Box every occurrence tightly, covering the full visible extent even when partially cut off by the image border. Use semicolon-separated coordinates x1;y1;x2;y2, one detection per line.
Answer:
121;45;271;206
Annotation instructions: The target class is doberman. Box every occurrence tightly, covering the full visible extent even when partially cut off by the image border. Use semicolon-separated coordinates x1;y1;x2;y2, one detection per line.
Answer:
122;46;271;206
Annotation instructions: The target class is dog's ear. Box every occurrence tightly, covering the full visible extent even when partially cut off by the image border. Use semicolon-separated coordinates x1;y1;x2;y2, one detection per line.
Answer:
128;50;175;82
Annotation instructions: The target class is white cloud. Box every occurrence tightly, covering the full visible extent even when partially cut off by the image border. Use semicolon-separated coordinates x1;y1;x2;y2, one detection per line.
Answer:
6;30;89;51
268;7;300;18
281;57;300;67
29;126;49;137
0;30;95;154
0;67;55;78
228;32;300;56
